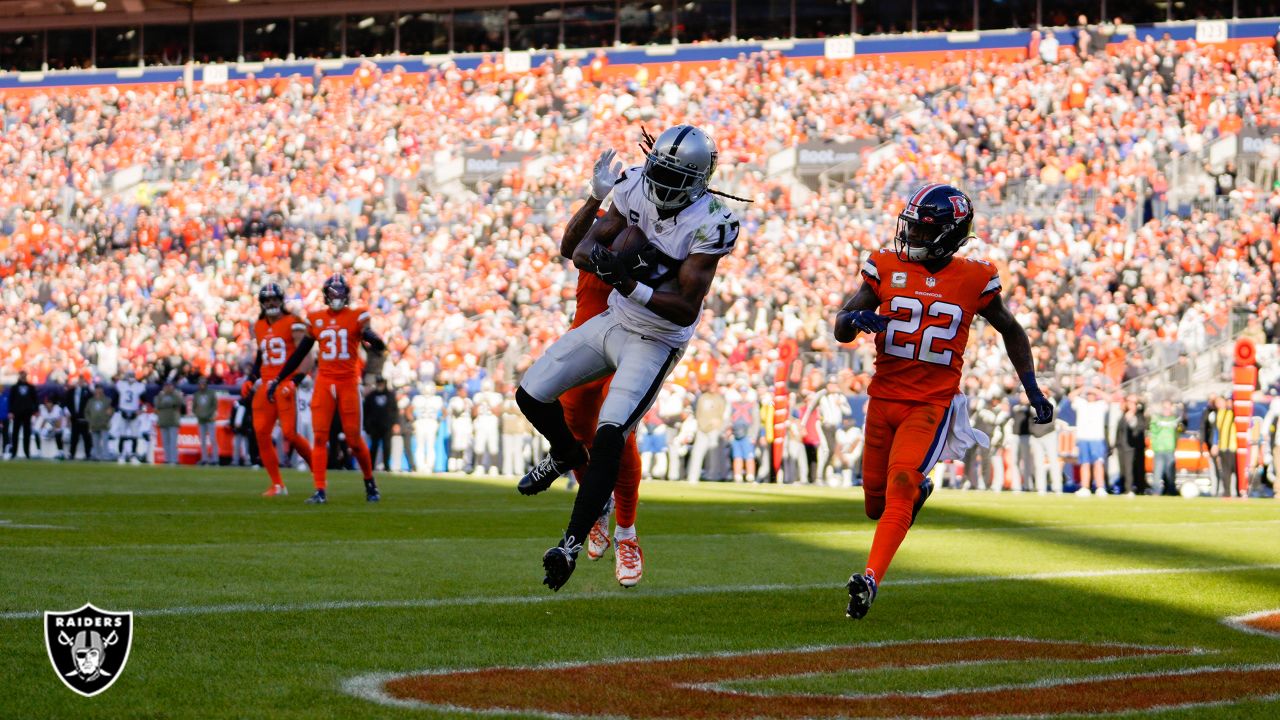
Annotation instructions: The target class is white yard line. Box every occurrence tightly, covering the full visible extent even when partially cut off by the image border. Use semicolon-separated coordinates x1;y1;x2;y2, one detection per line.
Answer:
2;562;1276;621
0;519;75;530
6;518;1277;554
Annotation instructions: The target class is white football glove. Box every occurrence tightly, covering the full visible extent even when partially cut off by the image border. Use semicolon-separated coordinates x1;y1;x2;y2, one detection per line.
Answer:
589;148;623;201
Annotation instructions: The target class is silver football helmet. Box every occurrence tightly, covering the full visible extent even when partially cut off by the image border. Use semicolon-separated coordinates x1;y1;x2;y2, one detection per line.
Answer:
643;124;717;211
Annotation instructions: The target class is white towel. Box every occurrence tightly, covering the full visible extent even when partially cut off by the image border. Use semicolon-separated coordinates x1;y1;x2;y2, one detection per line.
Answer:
939;393;989;463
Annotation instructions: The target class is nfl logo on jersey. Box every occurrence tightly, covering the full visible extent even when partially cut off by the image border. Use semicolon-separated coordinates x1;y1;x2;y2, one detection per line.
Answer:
925;277;937;288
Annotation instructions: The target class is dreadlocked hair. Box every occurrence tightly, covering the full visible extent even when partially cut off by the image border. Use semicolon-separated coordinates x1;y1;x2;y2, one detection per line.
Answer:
707;188;754;203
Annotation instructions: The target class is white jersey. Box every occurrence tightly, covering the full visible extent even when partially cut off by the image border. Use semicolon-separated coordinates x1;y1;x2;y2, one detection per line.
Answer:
607;166;739;347
117;379;146;413
36;404;68;434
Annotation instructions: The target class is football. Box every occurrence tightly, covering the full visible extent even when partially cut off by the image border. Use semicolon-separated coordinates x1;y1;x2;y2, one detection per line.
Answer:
611;224;649;257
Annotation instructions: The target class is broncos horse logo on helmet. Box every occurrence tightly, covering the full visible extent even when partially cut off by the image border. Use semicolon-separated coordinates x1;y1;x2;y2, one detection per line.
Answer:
643;124;718;211
323;274;350;311
258;282;285;318
894;183;976;263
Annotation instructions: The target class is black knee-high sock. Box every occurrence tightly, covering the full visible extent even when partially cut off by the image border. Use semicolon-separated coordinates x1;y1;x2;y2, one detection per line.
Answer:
563;423;624;549
516;387;580;460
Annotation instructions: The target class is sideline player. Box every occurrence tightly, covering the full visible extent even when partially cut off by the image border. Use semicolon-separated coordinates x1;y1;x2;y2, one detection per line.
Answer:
520;147;647;587
834;183;1053;619
516;124;741;591
246;283;314;496
270;275;387;504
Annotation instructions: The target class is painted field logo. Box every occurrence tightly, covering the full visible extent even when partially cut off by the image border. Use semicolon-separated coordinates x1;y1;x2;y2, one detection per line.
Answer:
44;603;133;697
345;638;1280;718
1225;609;1280;639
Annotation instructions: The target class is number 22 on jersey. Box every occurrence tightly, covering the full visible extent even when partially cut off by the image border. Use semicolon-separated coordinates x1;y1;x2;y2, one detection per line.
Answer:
883;297;963;365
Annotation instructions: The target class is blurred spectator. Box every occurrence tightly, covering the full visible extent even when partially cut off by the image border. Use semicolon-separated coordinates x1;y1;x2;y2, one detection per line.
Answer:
192;377;219;465
7;371;37;459
86;385;114;461
154;381;184;465
364;377;397;473
63;375;94;460
35;395;68;459
1075;388;1110;495
1149;400;1182;496
1114;395;1148;495
688;383;728;483
1206;396;1238;497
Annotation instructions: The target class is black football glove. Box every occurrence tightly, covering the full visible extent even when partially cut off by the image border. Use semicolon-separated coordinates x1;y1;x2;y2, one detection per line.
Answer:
590;245;629;288
1019;372;1054;424
265;379;279;403
844;310;891;334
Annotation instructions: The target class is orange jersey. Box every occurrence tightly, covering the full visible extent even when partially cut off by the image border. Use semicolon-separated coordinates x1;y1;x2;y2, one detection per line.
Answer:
861;249;1001;407
572;272;612;329
253;313;308;382
306;306;370;381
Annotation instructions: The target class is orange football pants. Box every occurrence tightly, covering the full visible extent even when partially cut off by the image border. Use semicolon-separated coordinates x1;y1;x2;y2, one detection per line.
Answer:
860;397;951;585
310;376;374;489
253;380;313;486
562;375;642;529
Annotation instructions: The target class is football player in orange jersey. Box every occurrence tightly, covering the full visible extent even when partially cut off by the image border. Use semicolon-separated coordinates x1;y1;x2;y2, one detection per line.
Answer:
269;274;387;504
246;283;314;497
517;147;647;587
834;183;1053;619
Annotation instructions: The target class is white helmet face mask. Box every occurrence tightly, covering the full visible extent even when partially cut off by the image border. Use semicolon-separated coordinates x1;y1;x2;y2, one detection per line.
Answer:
643;125;717;211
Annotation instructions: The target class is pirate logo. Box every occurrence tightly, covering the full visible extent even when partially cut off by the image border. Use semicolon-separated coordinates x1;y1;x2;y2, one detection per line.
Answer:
44;603;133;697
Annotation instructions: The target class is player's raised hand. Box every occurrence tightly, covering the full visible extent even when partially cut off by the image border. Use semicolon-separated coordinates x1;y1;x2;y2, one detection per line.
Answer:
590;149;623;201
845;310;891;334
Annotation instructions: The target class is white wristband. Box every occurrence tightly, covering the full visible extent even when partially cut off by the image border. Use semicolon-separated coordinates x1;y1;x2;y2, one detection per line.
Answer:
627;283;654;306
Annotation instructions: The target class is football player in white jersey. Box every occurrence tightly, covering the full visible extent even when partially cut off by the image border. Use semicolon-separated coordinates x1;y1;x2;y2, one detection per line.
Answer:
115;370;147;464
516;124;743;591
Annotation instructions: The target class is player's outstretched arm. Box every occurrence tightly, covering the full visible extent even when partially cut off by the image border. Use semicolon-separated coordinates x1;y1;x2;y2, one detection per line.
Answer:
571;205;627;272
979;294;1054;424
560;196;604;260
560;149;622;259
628;252;722;327
361;327;387;354
833;282;885;344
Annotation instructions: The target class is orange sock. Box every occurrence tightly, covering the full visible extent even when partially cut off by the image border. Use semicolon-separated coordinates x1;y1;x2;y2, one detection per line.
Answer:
351;440;374;481
311;442;328;491
258;433;282;486
613;433;642;528
864;466;923;584
285;434;313;470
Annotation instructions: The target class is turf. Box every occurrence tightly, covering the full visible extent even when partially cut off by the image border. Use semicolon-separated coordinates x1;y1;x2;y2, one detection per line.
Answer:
0;461;1277;719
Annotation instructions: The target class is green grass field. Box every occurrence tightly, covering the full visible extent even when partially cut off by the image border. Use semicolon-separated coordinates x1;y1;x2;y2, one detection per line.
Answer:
2;461;1278;719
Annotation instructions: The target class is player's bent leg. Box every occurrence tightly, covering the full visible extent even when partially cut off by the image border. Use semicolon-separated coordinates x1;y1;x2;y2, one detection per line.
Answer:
276;383;312;469
516;387;589;495
860;402;894;520
864;464;925;587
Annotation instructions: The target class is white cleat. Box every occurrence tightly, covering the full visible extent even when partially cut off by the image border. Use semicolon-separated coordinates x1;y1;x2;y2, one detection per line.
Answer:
614;537;644;587
586;497;614;561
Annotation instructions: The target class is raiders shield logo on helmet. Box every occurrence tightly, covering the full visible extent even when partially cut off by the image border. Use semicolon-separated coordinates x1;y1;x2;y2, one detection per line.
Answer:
44;603;133;697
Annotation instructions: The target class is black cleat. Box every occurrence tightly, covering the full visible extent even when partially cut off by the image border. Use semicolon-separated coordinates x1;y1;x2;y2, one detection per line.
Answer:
518;446;587;496
846;573;878;620
365;479;380;502
910;477;934;527
541;540;581;592
305;490;327;504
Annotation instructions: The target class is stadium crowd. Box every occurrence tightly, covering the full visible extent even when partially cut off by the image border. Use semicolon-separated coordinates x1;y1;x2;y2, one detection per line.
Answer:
2;31;1279;496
